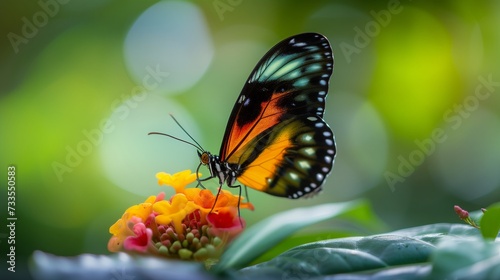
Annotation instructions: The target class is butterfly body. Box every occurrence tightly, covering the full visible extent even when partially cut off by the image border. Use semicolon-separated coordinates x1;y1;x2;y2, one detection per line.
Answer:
199;33;336;199
198;151;239;187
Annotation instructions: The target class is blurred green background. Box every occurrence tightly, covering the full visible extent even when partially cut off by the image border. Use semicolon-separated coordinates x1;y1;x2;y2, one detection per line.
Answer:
1;0;500;271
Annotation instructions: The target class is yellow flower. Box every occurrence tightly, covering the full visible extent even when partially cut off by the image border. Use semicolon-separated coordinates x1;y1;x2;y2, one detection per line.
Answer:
153;193;198;235
156;170;199;193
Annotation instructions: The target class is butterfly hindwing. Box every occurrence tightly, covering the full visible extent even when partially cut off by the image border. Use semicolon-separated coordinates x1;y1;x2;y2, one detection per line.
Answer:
218;33;335;198
236;115;335;198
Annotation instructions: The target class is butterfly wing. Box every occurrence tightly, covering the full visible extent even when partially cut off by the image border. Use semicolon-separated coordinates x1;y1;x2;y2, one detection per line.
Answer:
219;33;335;198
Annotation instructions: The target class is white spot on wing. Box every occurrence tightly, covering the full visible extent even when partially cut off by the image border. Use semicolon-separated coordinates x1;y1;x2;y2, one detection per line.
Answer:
316;173;324;181
238;95;246;103
325;155;332;163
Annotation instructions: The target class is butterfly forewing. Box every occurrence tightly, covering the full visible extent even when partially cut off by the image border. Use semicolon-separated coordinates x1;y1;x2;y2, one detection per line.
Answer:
218;33;335;198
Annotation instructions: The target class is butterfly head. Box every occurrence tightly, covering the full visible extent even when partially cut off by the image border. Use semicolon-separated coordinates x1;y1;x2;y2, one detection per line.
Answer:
198;151;211;165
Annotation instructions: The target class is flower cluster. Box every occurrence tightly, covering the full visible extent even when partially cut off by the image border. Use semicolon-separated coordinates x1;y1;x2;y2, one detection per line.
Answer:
108;170;253;261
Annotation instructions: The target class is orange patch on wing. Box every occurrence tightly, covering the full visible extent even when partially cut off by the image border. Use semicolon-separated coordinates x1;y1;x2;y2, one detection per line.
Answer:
237;129;292;193
223;93;286;159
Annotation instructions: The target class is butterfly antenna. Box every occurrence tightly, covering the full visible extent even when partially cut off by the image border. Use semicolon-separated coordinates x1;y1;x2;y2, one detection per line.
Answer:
168;114;205;152
148;132;202;151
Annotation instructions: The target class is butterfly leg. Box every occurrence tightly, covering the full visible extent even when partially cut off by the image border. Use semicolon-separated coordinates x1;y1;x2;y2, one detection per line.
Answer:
195;163;214;189
209;186;223;214
244;186;250;204
195;176;212;189
209;183;244;228
227;183;244;227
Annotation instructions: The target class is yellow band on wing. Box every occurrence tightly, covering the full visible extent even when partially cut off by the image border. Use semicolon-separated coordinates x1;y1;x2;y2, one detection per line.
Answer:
237;129;292;194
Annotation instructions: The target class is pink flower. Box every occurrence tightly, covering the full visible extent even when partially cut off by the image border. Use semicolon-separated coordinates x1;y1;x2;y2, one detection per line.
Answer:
454;205;469;220
124;223;153;253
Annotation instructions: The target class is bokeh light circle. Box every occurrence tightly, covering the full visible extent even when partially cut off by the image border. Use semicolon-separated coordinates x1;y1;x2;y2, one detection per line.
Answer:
124;1;213;95
99;94;201;197
430;108;500;200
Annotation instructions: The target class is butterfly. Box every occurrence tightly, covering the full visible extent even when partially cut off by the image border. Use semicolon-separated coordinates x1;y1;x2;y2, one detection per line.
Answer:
153;33;335;199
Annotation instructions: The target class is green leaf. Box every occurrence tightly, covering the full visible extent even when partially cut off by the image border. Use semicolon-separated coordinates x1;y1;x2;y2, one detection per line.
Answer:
212;200;366;273
428;237;500;279
237;224;485;279
480;202;500;240
389;222;481;238
250;231;353;265
251;199;386;264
